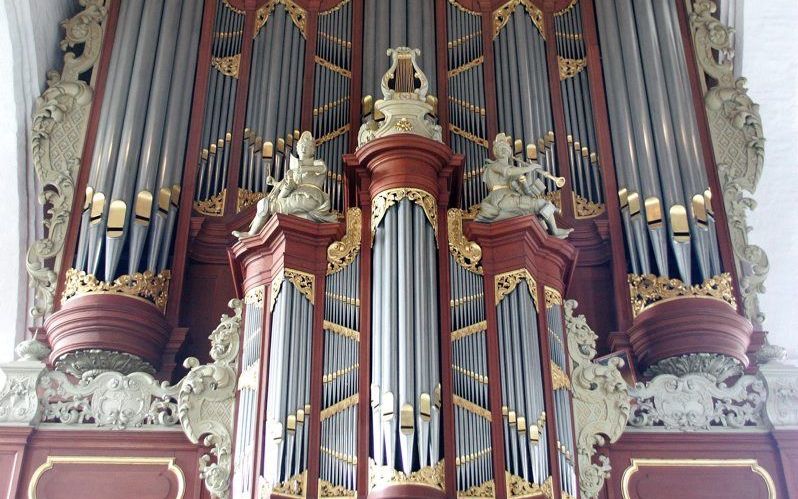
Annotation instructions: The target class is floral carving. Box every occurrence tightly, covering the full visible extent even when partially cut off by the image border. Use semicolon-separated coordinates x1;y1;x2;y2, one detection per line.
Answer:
27;0;108;321
327;207;362;275
371;188;438;244
494;269;537;307
62;268;171;312
688;0;768;326
447;208;483;274
627;272;736;318
368;460;445;491
565;300;629;499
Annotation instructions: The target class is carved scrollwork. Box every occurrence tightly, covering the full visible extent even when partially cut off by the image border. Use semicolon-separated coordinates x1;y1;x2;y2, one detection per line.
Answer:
494;269;537;307
61;268;171;312
688;0;768;326
627;272;736;318
371;188;438;244
327;207;362;275
572;193;605;219
211;54;240;78
565;300;629;499
368;460;445;491
194;188;227;216
27;0;108;321
178;299;243;499
254;0;307;39
447;208;483;274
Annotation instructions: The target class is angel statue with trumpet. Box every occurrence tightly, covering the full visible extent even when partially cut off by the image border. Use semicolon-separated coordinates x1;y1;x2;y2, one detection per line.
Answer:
233;131;336;239
476;133;572;239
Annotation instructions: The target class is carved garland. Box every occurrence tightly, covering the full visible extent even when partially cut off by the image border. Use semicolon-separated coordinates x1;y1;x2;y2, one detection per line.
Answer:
327;207;362;275
628;272;736;318
447;208;483;274
564;300;630;499
61;268;171;312
371;188;438;244
26;0;108;321
495;269;537;308
687;0;768;326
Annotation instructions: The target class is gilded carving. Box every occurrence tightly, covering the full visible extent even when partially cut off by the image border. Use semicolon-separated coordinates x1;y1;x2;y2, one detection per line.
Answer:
195;188;227;216
327;207;362;275
27;0;108;321
371;188;438;244
453;395;492;421
323;320;360;342
265;471;307;497
460;479;495;498
448;56;485;78
320;393;359;421
285;268;316;304
494;0;544;39
449;0;481;16
448;208;484;274
565;300;629;499
494;269;537;307
317;124;351;146
687;0;768;326
254;0;307;39
572;193;605;219
550;362;571;391
505;474;553;498
368;460;445;491
212;54;240;78
544;286;562;309
315;56;352;79
319;478;356;498
627;272;736;318
451;320;488;342
558;56;587;80
62;268;171;312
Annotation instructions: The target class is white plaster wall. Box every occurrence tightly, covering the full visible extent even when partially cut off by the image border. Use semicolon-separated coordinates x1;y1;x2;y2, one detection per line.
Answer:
742;0;798;360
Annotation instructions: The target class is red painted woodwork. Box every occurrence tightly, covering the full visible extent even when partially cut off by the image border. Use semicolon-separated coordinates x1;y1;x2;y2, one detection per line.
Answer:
438;209;458;495
13;429;207;499
44;294;173;370
628;297;753;371
0;427;33;499
55;0;122;309
469;216;578;499
603;432;791;499
368;484;448;499
231;214;344;496
772;429;798;499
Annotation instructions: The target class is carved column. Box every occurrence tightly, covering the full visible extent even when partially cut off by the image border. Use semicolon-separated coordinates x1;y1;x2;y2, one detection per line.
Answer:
231;214;343;498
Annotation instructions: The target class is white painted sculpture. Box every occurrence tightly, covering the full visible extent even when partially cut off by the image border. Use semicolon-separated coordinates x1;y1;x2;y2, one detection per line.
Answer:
476;133;572;238
234;131;336;239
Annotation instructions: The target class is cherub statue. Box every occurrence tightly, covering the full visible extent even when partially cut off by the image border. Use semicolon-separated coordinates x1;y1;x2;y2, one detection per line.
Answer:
233;131;336;239
476;133;572;239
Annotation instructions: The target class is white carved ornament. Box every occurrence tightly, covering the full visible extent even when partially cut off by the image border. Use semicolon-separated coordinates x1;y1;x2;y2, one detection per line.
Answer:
688;0;768;326
26;0;108;321
565;300;630;499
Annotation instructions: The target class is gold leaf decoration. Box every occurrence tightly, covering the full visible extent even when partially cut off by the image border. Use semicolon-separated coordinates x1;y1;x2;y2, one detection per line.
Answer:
447;56;484;78
559;56;587;80
394;117;413;131
451;320;488;342
327;207;362;275
460;479;496;498
550;362;571;391
265;471;306;498
237;188;265;212
254;0;307;39
453;395;492;421
211;54;240;78
194;188;226;216
494;0;544;39
62;268;171;313
573;192;605;219
285;268;316;304
368;460;445;491
506;474;554;498
320;393;359;421
448;208;484;274
544;286;562;309
319;478;356;497
495;269;537;308
244;285;265;306
543;189;562;211
371;188;438;244
628;272;737;318
323;320;360;342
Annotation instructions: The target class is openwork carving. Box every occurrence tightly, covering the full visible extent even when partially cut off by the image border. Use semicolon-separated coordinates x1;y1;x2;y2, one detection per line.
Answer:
558;56;587;80
211;54;240;78
565;300;629;499
494;0;544;39
237;188;265;212
26;0;108;321
628;373;766;431
327;207;362;275
645;353;742;383
550;362;571;391
368;460;445;491
494;269;537;307
688;0;768;326
285;268;316;304
254;0;307;38
371;188;438;243
544;286;562;309
447;208;483;274
627;272;736;318
319;478;356;498
506;474;553;498
195;188;227;216
62;268;171;312
265;471;307;497
572;193;605;219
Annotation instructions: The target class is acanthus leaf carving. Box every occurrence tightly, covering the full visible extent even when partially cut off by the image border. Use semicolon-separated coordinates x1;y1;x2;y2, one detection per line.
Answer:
565;300;629;499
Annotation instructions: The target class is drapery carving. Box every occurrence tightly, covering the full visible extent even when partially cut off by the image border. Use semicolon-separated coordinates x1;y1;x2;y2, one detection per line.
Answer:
26;0;108;321
565;301;629;499
687;0;768;325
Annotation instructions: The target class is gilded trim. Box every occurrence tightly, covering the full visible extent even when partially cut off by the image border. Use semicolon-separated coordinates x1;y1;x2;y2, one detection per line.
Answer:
495;269;537;308
285;268;316;304
448;56;484;78
320;393;359;421
371;188;438;244
368;460;445;491
558;56;587;80
62;268;171;312
315;56;352;79
620;458;776;499
494;0;544;39
194;188;226;216
543;286;562;309
572;192;605;219
628;272;736;318
550;362;571;391
451;320;488;342
448;208;483;274
211;53;240;78
237;188;265;213
28;456;186;499
323;320;360;341
254;0;307;39
316;124;351;146
327;207;362;275
449;0;481;16
449;123;489;148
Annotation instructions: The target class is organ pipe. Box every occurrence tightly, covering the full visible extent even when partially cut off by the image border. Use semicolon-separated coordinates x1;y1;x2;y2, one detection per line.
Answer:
596;0;723;284
75;0;200;282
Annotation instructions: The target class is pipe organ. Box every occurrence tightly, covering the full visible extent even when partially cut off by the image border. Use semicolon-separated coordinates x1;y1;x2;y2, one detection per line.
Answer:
21;0;783;498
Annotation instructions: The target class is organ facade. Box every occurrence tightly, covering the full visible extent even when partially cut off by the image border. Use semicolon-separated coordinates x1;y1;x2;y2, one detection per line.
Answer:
0;0;795;498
